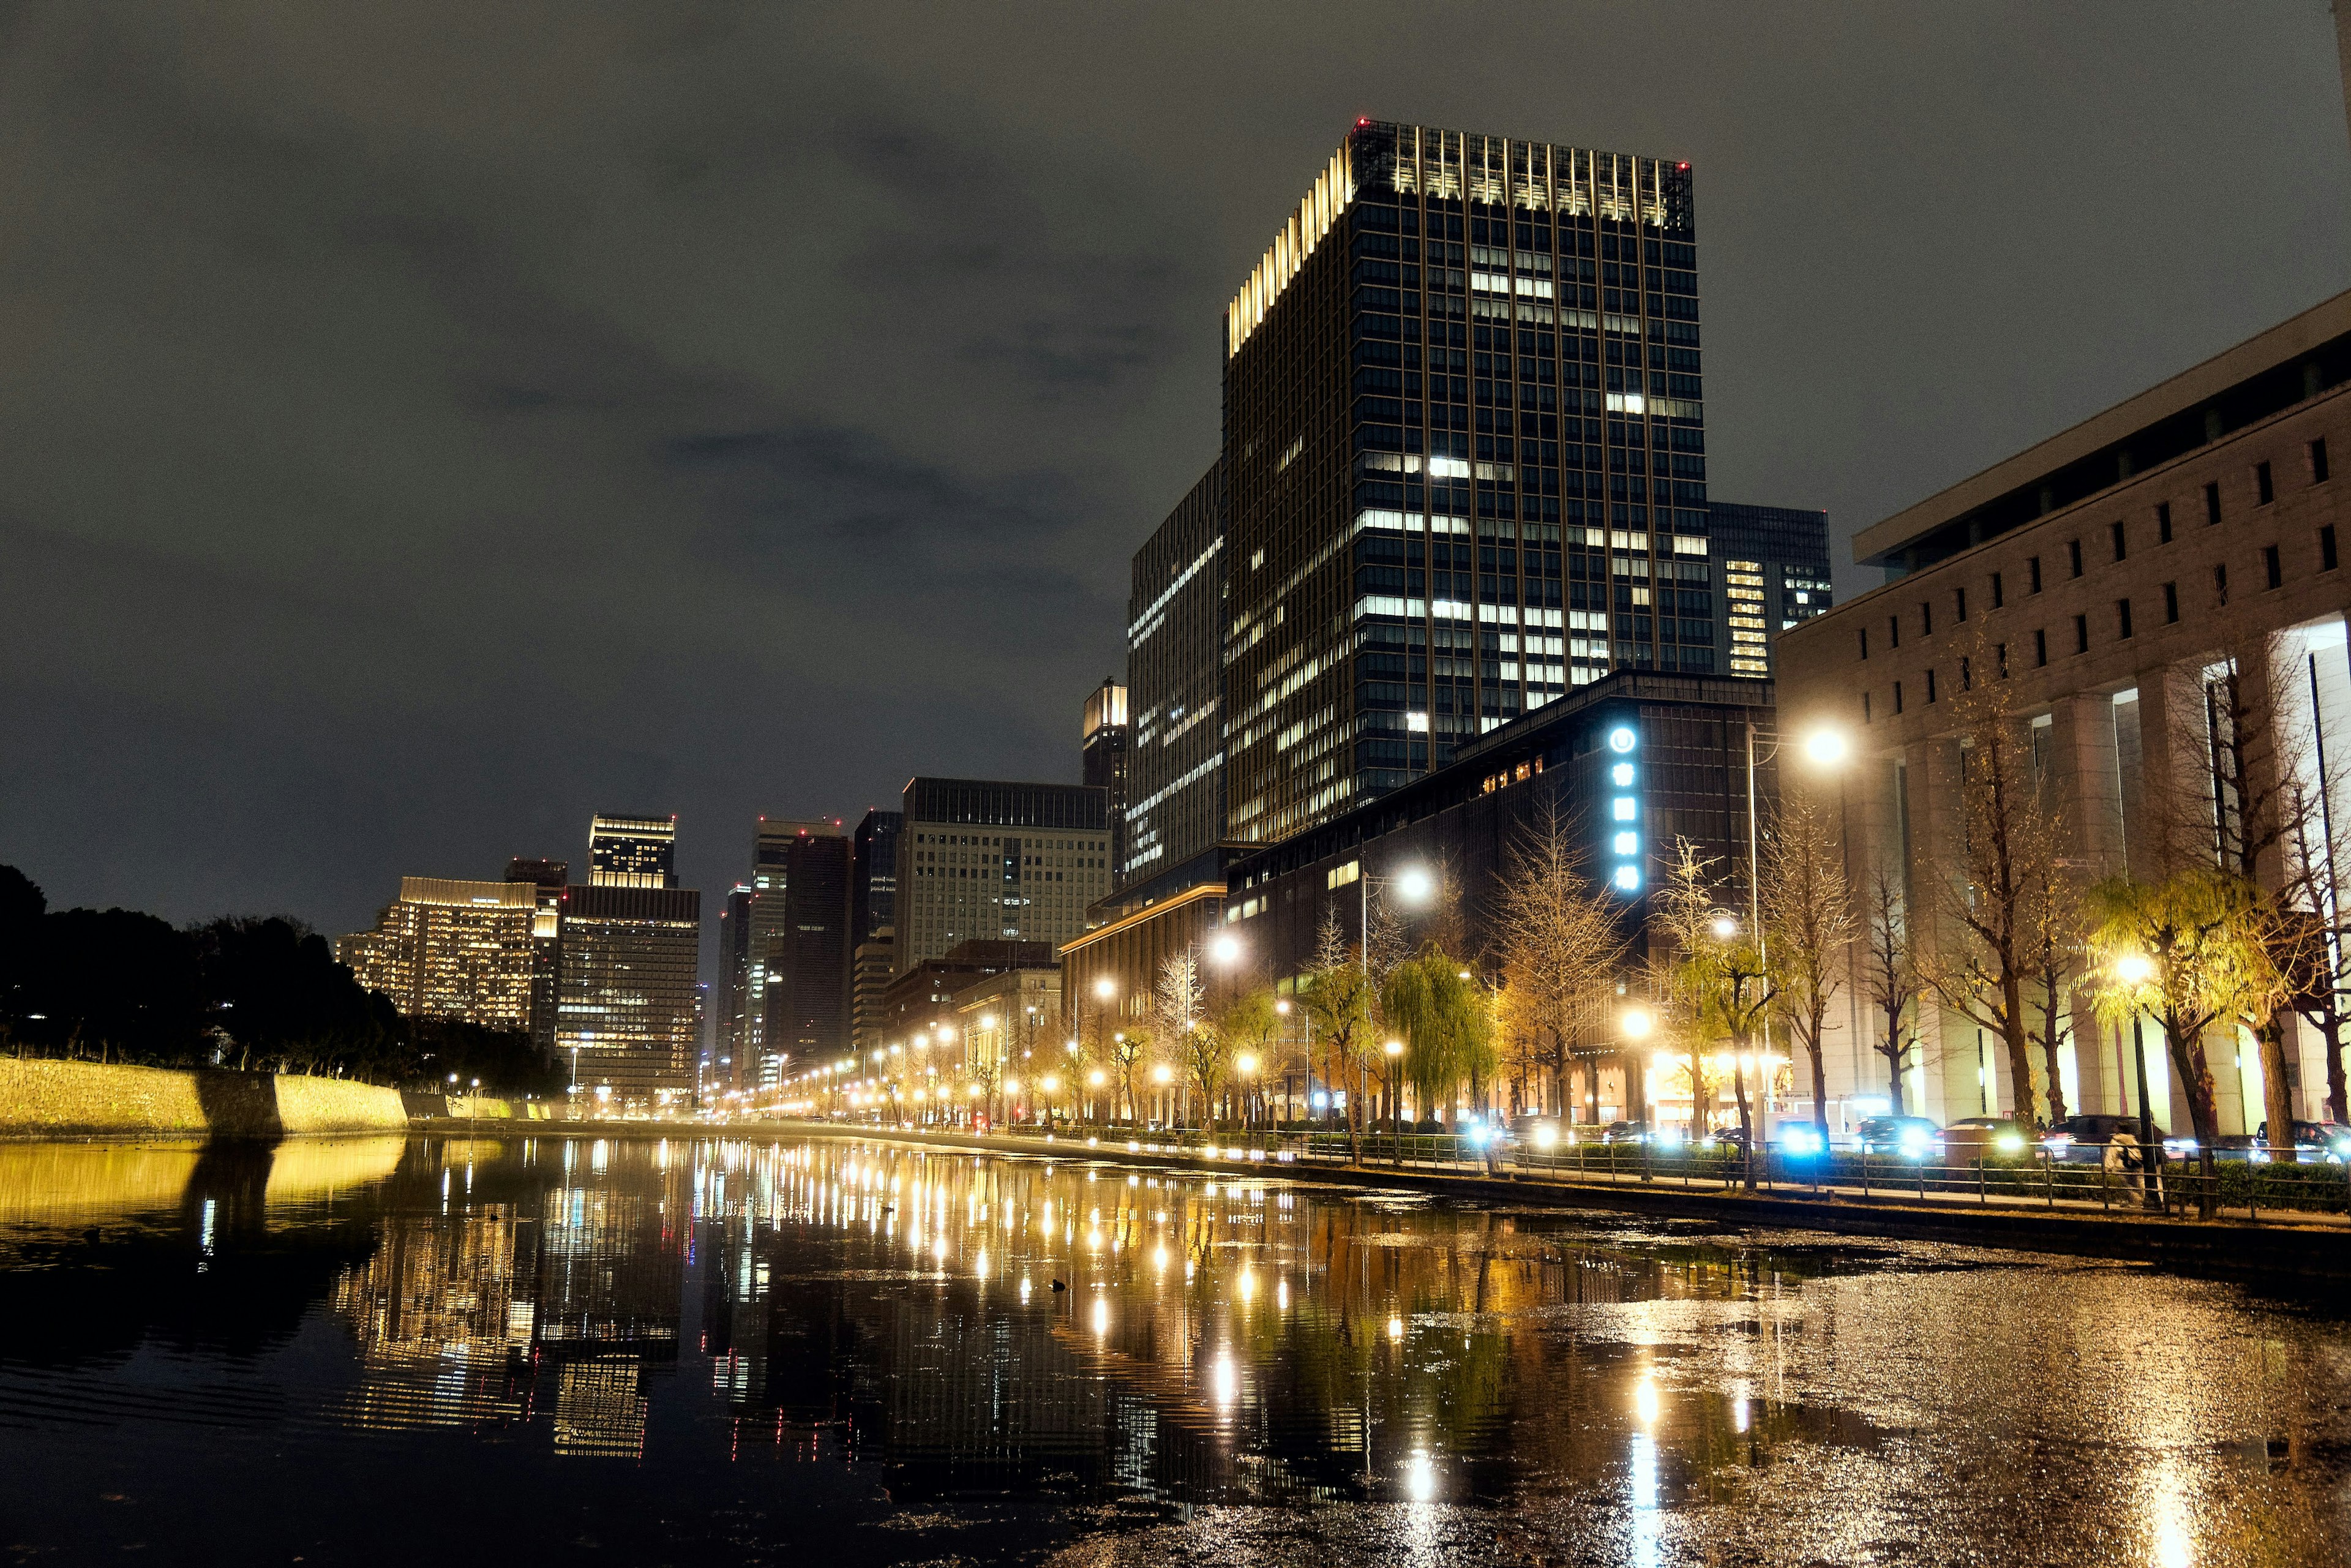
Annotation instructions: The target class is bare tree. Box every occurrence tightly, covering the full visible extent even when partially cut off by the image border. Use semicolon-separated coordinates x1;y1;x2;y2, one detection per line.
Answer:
2285;790;2351;1123
1649;838;1725;1138
1861;865;1922;1114
1764;787;1855;1144
1490;797;1627;1122
1154;953;1205;1127
1919;648;2064;1131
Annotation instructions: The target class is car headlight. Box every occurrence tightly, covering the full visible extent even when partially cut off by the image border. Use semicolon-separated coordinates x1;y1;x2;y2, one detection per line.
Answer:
1899;1131;1930;1155
1995;1132;2024;1153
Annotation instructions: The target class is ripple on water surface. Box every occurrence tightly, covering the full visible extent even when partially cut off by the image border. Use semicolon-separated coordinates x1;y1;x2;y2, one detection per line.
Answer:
0;1133;2345;1566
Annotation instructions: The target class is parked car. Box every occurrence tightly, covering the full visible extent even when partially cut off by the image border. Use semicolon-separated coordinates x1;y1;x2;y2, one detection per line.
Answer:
1600;1120;1654;1146
2255;1120;2351;1161
1510;1115;1566;1150
1854;1115;1940;1157
1939;1117;2030;1157
1701;1125;1751;1152
1774;1123;1829;1156
2041;1113;2169;1163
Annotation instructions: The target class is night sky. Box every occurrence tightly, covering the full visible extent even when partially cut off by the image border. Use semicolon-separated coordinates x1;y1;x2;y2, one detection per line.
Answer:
3;2;2346;950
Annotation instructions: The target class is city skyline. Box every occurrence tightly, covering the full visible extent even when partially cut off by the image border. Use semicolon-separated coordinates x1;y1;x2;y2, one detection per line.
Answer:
2;5;2343;947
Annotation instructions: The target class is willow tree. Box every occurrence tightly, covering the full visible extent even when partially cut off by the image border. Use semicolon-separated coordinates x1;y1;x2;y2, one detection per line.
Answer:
1218;988;1284;1127
1301;909;1375;1163
1383;948;1495;1127
1490;797;1626;1120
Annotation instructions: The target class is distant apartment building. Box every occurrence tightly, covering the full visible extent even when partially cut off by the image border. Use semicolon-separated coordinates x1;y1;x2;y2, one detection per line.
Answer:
893;778;1111;973
1123;462;1228;888
503;856;568;1058
871;939;1061;1062
1708;501;1833;678
588;814;677;888
339;877;538;1032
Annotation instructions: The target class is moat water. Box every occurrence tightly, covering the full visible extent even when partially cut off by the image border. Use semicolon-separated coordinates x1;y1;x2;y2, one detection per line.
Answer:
1;1133;2347;1566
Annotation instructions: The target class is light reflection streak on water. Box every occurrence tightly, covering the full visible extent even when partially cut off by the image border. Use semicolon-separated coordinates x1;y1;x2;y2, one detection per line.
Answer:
9;1133;2351;1566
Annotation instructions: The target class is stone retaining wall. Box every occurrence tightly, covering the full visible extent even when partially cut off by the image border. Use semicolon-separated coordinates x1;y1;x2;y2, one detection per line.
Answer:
0;1059;410;1139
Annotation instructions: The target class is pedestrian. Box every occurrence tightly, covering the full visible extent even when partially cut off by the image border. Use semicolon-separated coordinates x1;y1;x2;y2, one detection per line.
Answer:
2105;1128;2143;1203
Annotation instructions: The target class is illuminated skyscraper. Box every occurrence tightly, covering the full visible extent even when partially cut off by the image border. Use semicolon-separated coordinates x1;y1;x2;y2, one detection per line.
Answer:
338;877;537;1032
738;818;847;1088
1220;122;1704;842
557;881;700;1108
1705;501;1832;679
716;883;753;1082
1123;461;1226;887
588;814;677;888
504;857;568;1059
849;809;901;1053
1081;678;1130;874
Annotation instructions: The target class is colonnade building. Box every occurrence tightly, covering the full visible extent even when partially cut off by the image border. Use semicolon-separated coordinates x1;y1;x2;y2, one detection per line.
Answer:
1777;291;2351;1134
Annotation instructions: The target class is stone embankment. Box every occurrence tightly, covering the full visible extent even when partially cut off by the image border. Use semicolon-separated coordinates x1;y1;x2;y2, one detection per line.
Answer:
0;1059;408;1139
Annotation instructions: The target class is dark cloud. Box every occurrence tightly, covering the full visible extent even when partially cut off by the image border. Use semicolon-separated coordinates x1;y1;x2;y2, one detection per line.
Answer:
1;1;2344;956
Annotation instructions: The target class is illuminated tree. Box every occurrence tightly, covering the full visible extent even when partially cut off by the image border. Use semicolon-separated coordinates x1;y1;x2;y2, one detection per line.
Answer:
1763;787;1854;1146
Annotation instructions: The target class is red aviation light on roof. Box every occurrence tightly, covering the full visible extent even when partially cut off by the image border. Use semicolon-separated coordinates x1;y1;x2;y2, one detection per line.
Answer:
1677;162;1689;170
1357;117;1371;127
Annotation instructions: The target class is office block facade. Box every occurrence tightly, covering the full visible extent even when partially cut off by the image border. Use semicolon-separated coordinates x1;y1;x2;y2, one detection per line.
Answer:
339;876;538;1032
1222;122;1705;846
555;883;701;1106
503;857;568;1059
716;883;753;1085
894;778;1111;973
588;815;678;888
1707;501;1833;679
1124;462;1228;887
1778;290;2351;1132
740;818;848;1089
850;809;902;1053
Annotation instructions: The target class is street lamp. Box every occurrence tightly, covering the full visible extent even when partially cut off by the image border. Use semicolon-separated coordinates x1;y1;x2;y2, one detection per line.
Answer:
1360;860;1434;991
1803;728;1850;768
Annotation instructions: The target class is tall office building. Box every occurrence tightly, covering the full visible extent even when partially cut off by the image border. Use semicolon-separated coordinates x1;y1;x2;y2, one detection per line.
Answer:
850;810;902;1053
1123;461;1227;887
716;883;754;1086
503;857;568;1059
1081;679;1131;874
1221;122;1704;843
1708;501;1833;678
555;882;700;1107
893;778;1111;973
737;818;850;1089
588;815;677;888
339;877;538;1032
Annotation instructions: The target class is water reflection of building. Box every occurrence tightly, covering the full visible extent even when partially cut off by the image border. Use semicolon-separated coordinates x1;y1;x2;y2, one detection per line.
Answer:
331;1206;537;1432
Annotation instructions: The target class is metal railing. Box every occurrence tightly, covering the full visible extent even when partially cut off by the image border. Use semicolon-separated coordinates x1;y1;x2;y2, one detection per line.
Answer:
812;1117;2351;1221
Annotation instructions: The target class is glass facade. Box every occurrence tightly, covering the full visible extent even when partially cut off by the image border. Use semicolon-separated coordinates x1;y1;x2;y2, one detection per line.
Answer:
740;819;847;1090
555;883;702;1106
1123;461;1228;885
1706;501;1833;678
1223;122;1705;844
339;876;538;1032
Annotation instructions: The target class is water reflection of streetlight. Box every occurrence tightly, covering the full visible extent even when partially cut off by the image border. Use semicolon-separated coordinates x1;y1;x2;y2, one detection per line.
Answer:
1405;1450;1436;1502
1212;1351;1238;1409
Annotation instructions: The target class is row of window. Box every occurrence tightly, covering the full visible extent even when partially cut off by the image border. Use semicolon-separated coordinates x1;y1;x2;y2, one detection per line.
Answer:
1862;526;2337;721
1860;438;2333;663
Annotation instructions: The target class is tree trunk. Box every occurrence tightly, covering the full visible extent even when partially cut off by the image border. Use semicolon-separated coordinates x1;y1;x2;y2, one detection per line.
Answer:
2165;1026;2221;1220
2325;1009;2349;1125
1808;1029;1831;1139
1878;1040;1907;1116
1999;969;2037;1130
1731;1037;1757;1191
2257;1013;2297;1163
1345;1066;1363;1165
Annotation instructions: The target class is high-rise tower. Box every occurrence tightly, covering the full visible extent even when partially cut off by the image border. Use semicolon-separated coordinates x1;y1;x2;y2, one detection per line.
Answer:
1220;122;1704;843
588;815;677;888
1081;678;1130;875
1123;461;1226;887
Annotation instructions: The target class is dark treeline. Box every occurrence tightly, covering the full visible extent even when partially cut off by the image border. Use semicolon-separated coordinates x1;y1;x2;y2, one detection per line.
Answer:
0;865;560;1095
